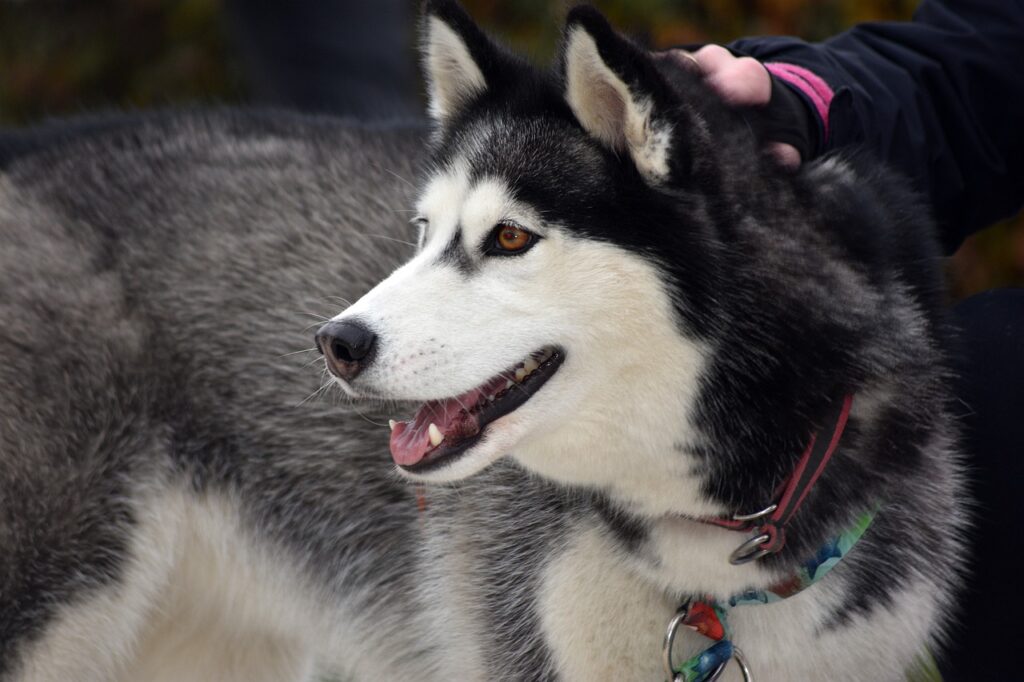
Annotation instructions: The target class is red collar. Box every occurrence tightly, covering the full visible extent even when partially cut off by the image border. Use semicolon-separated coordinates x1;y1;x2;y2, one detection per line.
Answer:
701;394;854;564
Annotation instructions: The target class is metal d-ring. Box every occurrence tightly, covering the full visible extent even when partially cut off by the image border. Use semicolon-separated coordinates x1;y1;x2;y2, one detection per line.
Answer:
728;504;777;565
702;660;730;682
662;602;729;682
731;503;777;523
733;646;754;681
663;603;690;681
729;532;773;565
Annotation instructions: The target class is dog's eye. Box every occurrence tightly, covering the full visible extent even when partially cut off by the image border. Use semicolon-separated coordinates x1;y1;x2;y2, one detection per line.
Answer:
487;223;536;256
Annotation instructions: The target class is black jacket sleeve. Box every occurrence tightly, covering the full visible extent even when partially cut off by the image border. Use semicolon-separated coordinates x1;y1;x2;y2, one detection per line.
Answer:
730;0;1024;254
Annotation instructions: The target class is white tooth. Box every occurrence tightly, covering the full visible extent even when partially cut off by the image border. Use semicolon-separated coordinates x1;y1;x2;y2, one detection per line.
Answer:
523;358;539;373
428;423;444;447
488;394;496;402
388;419;397;431
505;379;514;389
515;368;527;382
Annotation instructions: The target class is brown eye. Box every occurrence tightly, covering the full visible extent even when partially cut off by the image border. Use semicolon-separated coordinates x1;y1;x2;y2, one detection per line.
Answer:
484;222;539;257
494;224;534;253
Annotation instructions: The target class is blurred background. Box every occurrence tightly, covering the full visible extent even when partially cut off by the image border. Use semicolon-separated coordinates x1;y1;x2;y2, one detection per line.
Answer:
1;0;1020;298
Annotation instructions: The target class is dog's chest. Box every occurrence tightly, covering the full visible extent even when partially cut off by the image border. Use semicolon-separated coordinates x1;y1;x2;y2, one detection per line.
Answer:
534;524;926;682
537;526;675;681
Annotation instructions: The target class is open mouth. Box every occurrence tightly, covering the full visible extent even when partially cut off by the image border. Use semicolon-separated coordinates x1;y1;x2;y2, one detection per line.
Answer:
389;346;565;473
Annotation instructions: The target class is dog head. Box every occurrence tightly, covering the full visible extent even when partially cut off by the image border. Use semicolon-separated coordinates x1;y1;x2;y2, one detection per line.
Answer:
318;1;758;516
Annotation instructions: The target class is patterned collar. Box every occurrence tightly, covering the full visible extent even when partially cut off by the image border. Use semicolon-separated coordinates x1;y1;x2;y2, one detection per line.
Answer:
665;507;877;681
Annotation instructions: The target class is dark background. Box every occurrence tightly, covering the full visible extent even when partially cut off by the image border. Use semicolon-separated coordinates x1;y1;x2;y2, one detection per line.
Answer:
1;0;1020;297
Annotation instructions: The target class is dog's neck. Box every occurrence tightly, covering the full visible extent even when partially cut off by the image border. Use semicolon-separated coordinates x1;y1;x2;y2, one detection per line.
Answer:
583;394;874;597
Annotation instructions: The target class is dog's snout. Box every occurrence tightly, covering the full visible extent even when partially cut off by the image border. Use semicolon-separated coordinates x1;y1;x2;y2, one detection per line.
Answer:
316;320;377;381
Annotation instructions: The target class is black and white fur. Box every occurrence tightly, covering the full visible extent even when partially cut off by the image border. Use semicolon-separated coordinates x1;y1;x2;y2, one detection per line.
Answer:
0;2;964;680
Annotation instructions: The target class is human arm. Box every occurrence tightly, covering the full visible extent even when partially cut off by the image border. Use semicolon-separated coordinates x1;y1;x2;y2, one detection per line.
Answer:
685;0;1024;254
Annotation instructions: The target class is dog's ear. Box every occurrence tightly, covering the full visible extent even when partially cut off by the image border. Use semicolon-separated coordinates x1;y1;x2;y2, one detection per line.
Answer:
561;6;686;183
421;0;500;127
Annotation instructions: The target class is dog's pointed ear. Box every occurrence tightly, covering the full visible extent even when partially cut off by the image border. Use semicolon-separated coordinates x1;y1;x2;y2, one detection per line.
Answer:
562;6;682;182
421;0;498;127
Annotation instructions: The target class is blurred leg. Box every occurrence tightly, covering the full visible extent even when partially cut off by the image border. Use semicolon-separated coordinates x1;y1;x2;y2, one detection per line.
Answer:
943;289;1024;680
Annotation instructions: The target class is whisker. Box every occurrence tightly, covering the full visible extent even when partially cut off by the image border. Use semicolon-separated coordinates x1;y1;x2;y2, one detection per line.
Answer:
302;355;325;368
350;403;389;428
301;320;328;332
452;394;471;414
351;232;417;248
382;168;416;189
279;347;318;358
296;381;333;408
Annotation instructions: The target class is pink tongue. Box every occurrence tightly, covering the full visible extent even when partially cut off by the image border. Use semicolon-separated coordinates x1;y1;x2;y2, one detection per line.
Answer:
389;373;509;466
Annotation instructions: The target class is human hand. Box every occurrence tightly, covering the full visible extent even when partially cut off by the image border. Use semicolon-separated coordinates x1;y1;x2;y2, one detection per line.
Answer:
666;45;802;169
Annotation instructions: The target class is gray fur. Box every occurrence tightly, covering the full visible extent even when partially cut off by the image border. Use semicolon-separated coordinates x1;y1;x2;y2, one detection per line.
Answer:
0;17;966;673
0;111;428;678
0;109;622;681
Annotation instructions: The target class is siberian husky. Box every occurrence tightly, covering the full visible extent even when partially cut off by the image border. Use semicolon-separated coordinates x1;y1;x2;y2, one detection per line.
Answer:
0;2;963;680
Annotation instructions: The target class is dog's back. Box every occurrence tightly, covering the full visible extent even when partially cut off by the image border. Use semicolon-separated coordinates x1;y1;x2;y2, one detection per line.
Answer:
0;111;455;681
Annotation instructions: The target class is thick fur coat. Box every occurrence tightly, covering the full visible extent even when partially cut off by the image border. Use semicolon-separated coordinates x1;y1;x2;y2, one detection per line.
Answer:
0;3;963;680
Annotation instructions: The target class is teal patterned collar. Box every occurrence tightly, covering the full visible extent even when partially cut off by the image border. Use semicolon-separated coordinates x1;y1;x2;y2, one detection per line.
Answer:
664;508;878;682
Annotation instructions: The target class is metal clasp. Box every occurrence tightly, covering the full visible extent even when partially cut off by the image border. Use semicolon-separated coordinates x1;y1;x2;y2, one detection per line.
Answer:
663;602;729;682
662;603;754;681
728;504;778;565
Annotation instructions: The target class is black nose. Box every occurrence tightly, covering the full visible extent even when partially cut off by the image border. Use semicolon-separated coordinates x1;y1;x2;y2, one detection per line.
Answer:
315;319;377;381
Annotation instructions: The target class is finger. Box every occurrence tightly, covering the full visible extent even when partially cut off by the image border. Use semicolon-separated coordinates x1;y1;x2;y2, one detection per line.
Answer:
768;142;802;169
692;44;735;74
705;57;772;106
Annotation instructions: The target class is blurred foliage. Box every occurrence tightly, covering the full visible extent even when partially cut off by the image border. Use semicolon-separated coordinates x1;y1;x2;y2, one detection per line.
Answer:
462;0;920;56
0;0;243;124
0;0;1020;297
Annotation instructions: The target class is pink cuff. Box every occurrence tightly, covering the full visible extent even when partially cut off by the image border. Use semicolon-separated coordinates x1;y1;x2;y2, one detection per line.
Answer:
764;62;834;141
